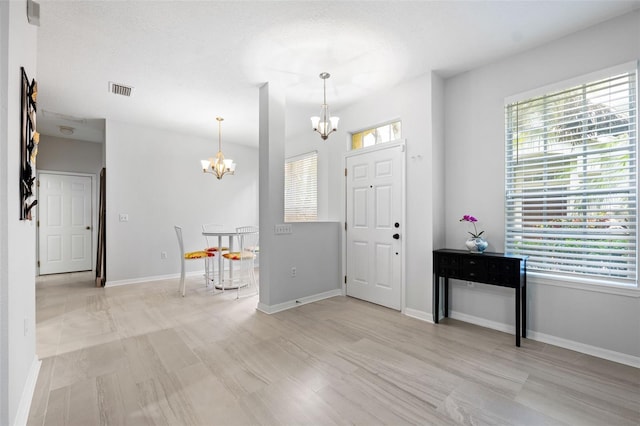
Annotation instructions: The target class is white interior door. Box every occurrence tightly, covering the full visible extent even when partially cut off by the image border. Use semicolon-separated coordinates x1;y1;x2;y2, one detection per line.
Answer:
38;173;93;275
346;143;404;310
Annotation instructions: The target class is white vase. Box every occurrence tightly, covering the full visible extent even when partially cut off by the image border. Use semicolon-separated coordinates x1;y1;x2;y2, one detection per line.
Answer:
466;237;488;253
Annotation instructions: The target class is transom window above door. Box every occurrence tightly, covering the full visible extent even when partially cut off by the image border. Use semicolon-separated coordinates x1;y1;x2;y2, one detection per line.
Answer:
351;120;402;150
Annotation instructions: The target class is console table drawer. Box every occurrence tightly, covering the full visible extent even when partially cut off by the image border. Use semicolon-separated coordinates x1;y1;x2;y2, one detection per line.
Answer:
461;257;487;280
487;260;519;286
433;251;525;287
437;255;462;278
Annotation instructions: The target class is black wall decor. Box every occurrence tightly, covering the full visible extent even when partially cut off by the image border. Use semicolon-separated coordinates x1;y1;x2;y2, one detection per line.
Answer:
20;67;38;220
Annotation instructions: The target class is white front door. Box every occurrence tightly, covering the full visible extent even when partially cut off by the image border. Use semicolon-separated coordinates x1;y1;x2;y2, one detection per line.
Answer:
346;143;404;310
38;173;93;275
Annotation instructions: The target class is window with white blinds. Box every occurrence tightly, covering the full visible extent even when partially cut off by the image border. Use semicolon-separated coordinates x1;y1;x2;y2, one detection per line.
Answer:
284;151;318;222
505;66;637;286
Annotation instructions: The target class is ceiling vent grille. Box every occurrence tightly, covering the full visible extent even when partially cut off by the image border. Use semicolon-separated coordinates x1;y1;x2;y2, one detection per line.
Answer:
108;82;134;97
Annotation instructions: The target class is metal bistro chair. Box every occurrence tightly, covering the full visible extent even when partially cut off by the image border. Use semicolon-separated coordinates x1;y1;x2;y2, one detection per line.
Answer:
202;223;229;289
222;226;259;298
175;225;214;297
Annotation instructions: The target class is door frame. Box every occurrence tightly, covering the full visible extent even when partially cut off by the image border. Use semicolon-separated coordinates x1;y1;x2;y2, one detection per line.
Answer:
343;139;407;312
36;170;98;275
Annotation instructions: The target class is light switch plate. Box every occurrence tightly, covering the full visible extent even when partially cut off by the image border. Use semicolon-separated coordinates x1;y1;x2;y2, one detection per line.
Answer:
274;224;292;234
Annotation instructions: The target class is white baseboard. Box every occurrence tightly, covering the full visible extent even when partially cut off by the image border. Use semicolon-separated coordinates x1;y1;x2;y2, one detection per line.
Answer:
106;272;181;287
449;310;515;334
403;307;434;323
527;330;640;368
106;269;214;287
105;267;239;287
13;356;41;426
257;289;343;314
447;310;639;368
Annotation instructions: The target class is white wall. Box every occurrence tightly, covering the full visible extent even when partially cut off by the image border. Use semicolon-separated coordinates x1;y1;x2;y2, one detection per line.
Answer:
259;221;341;310
258;82;286;307
105;120;259;283
0;1;39;425
0;3;9;422
444;10;640;361
37;135;103;175
431;72;446;254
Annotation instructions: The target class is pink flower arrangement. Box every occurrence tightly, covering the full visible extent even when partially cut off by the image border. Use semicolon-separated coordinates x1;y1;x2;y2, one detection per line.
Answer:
460;214;484;238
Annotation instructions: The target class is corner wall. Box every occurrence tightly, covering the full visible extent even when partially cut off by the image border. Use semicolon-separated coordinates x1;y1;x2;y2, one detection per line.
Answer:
444;10;640;362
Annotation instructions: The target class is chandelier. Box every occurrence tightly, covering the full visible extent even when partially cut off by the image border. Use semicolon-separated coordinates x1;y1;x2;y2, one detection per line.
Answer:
201;116;235;180
310;72;339;140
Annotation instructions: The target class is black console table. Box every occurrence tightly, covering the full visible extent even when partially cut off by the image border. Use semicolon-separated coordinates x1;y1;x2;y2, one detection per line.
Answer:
433;249;528;346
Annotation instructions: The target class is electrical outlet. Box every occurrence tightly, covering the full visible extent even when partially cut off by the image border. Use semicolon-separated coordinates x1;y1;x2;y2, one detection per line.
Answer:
119;213;129;222
161;251;168;260
291;267;296;277
467;281;475;287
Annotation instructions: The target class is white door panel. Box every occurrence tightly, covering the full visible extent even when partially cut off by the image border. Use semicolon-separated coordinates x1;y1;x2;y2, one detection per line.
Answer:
375;185;393;227
346;144;403;310
353;187;368;227
39;173;92;274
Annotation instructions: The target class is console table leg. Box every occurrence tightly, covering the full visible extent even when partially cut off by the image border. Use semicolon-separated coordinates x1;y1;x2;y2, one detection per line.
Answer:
515;287;521;347
523;275;527;339
444;277;449;318
433;274;439;323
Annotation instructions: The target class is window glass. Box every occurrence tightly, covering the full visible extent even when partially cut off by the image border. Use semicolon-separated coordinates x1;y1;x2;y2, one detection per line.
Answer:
284;151;318;222
363;129;376;147
505;66;637;286
351;121;402;150
352;132;363;150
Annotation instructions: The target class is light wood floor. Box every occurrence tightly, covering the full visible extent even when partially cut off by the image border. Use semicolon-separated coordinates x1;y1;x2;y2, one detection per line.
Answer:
28;272;639;426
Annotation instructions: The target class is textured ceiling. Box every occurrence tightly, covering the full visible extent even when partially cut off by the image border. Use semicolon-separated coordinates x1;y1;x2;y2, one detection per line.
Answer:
35;0;640;145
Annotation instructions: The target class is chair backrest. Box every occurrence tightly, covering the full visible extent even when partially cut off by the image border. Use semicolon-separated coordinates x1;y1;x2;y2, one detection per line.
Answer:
174;225;185;256
236;226;259;253
202;223;224;248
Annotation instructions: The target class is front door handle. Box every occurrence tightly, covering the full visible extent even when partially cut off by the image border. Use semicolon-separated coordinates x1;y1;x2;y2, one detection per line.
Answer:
393;233;400;240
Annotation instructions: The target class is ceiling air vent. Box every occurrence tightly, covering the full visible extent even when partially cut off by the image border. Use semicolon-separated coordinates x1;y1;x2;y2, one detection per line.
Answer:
108;82;134;97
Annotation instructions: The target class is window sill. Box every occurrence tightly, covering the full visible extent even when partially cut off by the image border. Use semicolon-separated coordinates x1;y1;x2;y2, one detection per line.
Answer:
528;272;640;298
